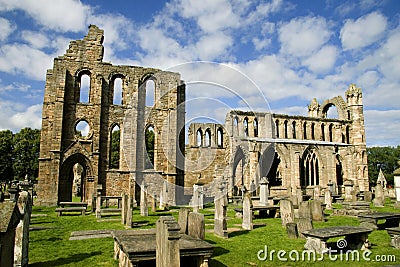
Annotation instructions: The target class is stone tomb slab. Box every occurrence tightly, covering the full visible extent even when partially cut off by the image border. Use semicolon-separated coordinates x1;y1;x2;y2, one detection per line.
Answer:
358;212;400;230
112;229;213;266
302;226;372;254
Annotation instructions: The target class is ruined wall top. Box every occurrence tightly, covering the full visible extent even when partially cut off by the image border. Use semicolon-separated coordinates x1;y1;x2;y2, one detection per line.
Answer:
62;25;104;62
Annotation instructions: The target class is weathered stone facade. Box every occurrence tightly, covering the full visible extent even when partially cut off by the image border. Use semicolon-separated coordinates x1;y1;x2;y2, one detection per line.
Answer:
37;25;185;206
185;84;369;196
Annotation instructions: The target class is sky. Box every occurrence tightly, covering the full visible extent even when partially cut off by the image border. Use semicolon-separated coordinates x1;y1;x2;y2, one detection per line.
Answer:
0;0;399;147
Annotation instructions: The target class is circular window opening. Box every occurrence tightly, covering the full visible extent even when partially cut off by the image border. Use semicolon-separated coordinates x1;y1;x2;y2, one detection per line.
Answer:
75;120;90;138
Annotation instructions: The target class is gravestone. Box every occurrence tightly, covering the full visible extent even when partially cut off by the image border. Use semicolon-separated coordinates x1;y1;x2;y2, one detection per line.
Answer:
250;180;256;196
0;201;22;267
297;218;314;238
242;192;253;230
214;185;228;238
373;182;385;207
178;208;190;234
191;183;203;213
188;212;205;240
156;216;180;267
151;195;157;212
364;191;373;202
125;196;133;228
121;193;128;224
311;200;324;221
313;185;321;200
296;188;303;205
344;180;355;202
394;168;400;207
280;199;294;226
298;201;312;220
259;177;269;206
324;190;332;210
159;180;168;210
15;190;32;267
140;182;148;216
286;223;298;238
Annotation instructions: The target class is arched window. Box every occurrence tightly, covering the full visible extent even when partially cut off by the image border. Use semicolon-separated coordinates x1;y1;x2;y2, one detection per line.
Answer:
346;126;350;144
323;104;339;119
284;120;288;138
347;110;351;120
301;150;319;186
303;122;307;139
244;117;249;137
233;116;239;136
329;124;333;142
145;79;155;107
311;123;315;140
321;123;325;141
196;129;203;147
253;118;258;137
292;121;296;139
113;77;123;105
205;129;211;147
79;74;90;103
217;127;223;148
275;120;279;138
110;125;120;169
145;126;155;168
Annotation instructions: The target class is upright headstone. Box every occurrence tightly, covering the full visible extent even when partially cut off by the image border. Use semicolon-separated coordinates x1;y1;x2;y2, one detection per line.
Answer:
280;199;294;226
15;190;32;267
151;195;157;212
297;218;313;238
373;182;385;207
95;194;102;219
214;185;228;238
298;201;312;220
324;190;332;210
140;182;148;216
364;191;373;202
394;165;400;207
192;183;203;213
310;200;324;221
188;212;205;240
259;177;269;206
156;216;180;267
313;185;321;200
296;188;303;205
250;180;256;196
178;208;190;234
344;180;355;202
159;180;168;210
242;192;253;230
125;196;132;228
121;193;128;224
286;223;298;238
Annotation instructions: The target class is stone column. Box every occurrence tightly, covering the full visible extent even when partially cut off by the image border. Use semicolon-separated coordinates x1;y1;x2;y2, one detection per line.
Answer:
140;182;148;216
259;177;269;206
156;216;181;267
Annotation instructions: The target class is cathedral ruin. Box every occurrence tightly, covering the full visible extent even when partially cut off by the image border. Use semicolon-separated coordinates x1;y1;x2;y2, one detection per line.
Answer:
36;25;368;206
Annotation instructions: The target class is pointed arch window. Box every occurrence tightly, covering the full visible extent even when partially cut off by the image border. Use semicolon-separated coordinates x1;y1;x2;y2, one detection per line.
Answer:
311;123;315;140
145;79;155;107
253;118;258;137
205;129;211;147
112;77;123;105
301;150;319;186
329;124;333;142
275;120;279;138
321;123;325;141
233;116;239;136
196;129;203;147
244;117;249;137
303;122;307;139
109;125;120;169
145;126;155;168
79;73;90;103
217;127;223;148
284;120;288;138
292;121;296;139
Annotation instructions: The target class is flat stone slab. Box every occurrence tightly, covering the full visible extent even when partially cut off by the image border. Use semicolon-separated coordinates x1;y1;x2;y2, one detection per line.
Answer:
69;230;113;240
302;226;372;239
112;229;213;262
358;212;400;220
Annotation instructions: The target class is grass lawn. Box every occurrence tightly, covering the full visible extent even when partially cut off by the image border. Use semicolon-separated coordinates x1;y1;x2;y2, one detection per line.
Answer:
29;200;400;266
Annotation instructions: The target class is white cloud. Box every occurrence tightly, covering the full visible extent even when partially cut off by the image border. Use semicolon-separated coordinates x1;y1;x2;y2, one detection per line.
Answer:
0;44;53;80
195;33;232;60
340;12;387;50
0;101;42;131
278;16;332;57
0;0;90;32
303;45;338;74
364;109;400;146
20;30;49;49
0;17;16;41
252;37;271;51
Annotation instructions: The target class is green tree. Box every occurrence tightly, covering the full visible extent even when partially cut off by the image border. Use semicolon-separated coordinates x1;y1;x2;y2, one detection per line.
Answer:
145;128;154;168
13;128;41;180
367;146;400;187
110;129;120;169
0;130;14;181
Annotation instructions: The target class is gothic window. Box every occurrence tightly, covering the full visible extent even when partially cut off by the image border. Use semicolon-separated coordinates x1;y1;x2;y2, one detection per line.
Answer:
253;118;258;137
284;120;288;138
301;150;319;186
329;124;333;142
112;77;123;105
233;116;239;136
145;79;155;107
109;124;120;169
311;123;315;140
196;129;203;146
145;126;155;168
346;126;350;144
321;124;325;141
244;117;249;137
275;119;279;138
79;73;90;103
292;121;296;139
75;120;90;138
205;129;211;147
217;127;223;148
303;122;307;139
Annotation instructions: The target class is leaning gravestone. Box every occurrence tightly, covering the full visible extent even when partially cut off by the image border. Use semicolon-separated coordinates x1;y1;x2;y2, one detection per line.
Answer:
280;199;294;226
242;192;253;230
15;190;32;267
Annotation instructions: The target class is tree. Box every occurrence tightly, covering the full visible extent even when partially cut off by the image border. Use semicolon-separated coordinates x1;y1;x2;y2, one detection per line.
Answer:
13;128;41;180
367;146;400;186
0;130;14;181
145;127;155;168
110;129;120;169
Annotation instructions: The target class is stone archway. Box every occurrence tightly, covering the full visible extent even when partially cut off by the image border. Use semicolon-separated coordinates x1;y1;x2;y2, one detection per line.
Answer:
58;153;93;203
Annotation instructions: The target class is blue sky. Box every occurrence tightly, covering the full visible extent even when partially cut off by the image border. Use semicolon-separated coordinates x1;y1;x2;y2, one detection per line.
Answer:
0;0;399;146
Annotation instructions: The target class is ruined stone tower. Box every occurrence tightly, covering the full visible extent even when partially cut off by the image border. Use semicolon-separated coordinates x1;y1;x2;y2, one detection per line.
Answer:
37;25;185;206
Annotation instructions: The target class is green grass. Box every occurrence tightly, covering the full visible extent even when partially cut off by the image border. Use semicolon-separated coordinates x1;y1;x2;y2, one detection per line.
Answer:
29;201;400;267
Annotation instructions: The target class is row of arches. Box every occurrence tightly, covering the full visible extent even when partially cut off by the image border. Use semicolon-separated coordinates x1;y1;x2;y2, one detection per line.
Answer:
274;119;351;144
77;72;155;106
196;127;224;148
232;116;259;137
